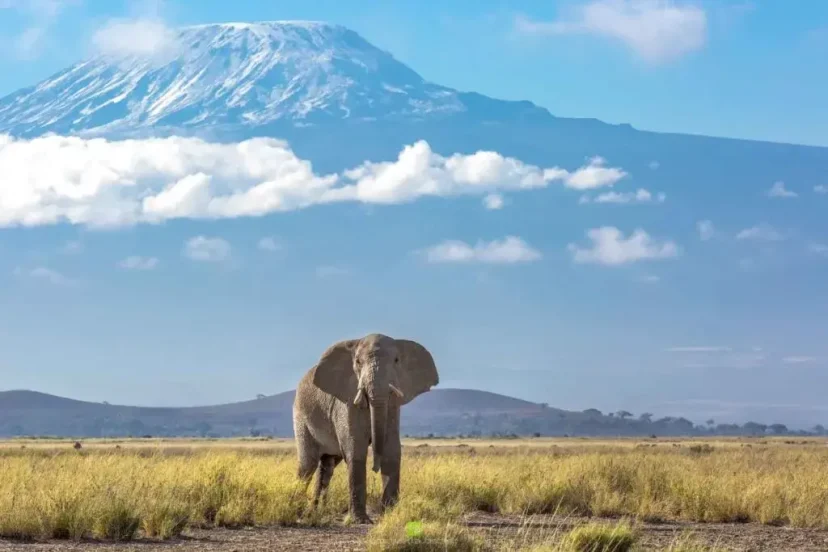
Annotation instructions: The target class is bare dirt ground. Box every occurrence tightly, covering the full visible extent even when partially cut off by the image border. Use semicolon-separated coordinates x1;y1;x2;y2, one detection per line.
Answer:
1;514;827;551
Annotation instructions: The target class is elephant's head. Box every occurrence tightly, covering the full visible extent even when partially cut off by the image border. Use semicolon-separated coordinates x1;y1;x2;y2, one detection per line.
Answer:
311;333;439;471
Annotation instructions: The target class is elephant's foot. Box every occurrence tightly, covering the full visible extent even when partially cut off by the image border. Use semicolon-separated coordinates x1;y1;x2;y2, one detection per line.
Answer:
379;496;398;513
349;511;373;525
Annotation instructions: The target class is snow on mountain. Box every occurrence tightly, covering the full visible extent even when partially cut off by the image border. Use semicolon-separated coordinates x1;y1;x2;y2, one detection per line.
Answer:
0;21;552;137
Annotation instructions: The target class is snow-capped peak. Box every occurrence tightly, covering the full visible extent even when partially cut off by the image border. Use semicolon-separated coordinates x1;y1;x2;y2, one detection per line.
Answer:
0;21;551;137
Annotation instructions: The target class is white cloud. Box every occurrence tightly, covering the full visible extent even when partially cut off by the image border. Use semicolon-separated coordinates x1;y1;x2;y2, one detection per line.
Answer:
568;226;680;266
815;185;827;194
558;155;627;190
183;236;231;263
483;193;504;210
666;346;732;353
424;236;542;264
782;356;817;365
257;236;283;252
766;181;797;198
14;266;74;286
91;18;181;61
697;220;715;241
0;136;627;228
118;256;159;270
515;0;707;64
585;188;665;204
736;224;784;242
648;160;660;170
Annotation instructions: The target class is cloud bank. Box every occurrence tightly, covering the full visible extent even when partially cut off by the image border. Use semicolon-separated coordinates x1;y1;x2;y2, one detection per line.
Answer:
0;135;627;228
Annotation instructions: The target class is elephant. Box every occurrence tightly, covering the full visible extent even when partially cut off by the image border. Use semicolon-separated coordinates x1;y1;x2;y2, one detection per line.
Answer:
292;333;439;523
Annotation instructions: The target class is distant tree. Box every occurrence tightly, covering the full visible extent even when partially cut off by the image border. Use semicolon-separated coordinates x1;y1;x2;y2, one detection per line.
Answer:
616;410;633;419
102;401;110;405
639;413;653;423
716;423;740;435
706;419;715;427
607;412;614;417
742;421;767;436
540;403;549;409
812;424;826;435
769;423;788;435
256;394;266;400
583;408;602;417
672;417;695;433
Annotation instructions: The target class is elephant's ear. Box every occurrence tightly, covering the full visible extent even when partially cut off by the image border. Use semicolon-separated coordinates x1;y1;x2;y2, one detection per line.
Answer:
312;339;359;404
395;339;439;406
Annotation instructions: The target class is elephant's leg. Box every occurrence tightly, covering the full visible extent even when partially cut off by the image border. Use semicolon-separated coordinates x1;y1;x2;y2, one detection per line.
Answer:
380;404;402;512
347;456;371;523
294;423;320;491
336;404;372;523
314;454;342;508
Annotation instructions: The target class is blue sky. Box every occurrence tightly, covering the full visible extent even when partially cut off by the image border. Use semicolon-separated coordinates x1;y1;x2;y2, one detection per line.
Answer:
0;0;828;427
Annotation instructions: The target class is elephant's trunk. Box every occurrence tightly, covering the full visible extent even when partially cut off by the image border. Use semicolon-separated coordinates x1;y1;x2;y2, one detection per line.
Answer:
369;398;387;473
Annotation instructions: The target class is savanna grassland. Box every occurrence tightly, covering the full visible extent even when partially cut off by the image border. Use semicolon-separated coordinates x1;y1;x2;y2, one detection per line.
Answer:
1;437;828;551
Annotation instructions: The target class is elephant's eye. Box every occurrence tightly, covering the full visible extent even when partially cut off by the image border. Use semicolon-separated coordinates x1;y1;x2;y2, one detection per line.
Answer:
394;356;399;363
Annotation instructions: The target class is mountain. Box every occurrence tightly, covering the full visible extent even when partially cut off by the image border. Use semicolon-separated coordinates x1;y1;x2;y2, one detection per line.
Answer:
0;21;552;138
2;19;824;187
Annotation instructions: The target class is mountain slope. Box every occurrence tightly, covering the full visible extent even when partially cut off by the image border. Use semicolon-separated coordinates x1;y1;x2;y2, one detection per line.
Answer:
0;21;552;137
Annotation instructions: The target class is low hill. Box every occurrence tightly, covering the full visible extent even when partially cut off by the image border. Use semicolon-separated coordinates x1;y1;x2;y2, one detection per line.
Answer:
0;387;598;438
1;388;809;438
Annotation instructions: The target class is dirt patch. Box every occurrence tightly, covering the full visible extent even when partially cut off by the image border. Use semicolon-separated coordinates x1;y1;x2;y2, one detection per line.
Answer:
465;513;828;551
1;515;826;551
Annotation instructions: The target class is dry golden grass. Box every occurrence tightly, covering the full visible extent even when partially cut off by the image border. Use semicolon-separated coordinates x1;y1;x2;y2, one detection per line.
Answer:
0;437;825;548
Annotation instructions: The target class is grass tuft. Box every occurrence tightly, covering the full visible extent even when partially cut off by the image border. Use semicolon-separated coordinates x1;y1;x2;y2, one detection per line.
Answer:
562;521;637;552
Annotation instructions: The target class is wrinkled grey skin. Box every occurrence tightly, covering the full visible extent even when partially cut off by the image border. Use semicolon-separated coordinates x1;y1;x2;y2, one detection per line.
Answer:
292;333;439;523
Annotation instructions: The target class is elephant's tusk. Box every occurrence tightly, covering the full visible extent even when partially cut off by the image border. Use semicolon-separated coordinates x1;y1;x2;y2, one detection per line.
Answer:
354;388;366;406
389;384;404;399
